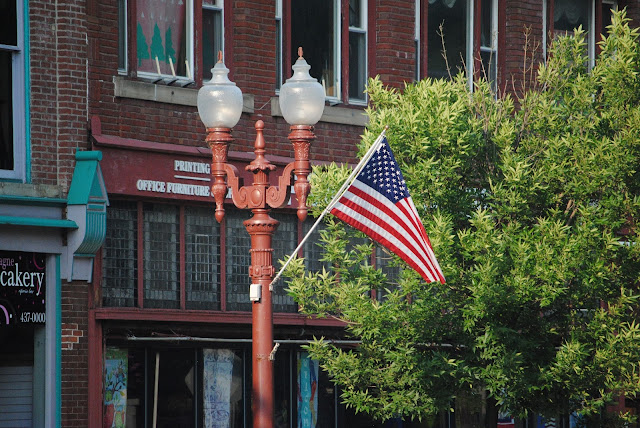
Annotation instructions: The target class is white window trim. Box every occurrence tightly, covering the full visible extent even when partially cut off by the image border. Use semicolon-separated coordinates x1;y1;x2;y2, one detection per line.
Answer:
203;0;224;56
328;0;341;103
275;0;283;91
348;0;368;105
202;0;224;82
479;0;498;86
544;0;605;68
118;0;128;75
135;0;195;83
588;0;596;68
466;0;474;91
415;0;420;81
0;0;26;181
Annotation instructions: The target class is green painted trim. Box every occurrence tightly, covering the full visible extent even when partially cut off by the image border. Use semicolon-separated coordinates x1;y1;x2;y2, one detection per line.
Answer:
24;0;31;183
0;194;67;206
75;151;102;161
75;210;106;255
67;150;107;205
0;215;78;229
55;255;61;428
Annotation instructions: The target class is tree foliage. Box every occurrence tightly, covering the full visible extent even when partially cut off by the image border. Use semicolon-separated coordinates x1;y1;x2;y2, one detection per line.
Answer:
285;10;640;425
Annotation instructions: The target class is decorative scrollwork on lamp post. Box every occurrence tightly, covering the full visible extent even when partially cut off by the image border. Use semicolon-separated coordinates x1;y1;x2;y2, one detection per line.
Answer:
197;49;325;428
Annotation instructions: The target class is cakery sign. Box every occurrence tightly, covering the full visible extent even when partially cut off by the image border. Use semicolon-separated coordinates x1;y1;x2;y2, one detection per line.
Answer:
0;251;46;325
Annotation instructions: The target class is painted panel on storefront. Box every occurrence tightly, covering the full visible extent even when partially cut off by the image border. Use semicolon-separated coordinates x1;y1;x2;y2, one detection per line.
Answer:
104;347;128;428
0;251;46;325
297;352;318;428
203;348;237;428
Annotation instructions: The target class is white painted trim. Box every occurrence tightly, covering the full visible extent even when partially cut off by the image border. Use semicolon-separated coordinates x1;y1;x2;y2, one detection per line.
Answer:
467;0;474;91
0;0;26;181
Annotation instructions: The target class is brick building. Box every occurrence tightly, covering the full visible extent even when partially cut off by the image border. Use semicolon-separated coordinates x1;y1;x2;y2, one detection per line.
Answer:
1;0;638;427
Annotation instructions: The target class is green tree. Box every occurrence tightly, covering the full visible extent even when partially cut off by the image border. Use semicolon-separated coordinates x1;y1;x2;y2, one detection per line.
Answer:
165;27;176;67
136;23;150;66
150;22;165;63
285;10;640;426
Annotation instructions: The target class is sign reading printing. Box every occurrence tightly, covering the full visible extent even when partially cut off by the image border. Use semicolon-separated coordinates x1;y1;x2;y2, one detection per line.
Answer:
135;159;212;198
0;251;46;325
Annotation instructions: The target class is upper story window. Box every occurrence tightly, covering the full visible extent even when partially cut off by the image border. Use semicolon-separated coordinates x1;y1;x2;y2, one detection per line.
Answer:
0;0;25;181
545;0;618;68
284;0;369;104
135;0;193;79
425;0;497;90
348;0;367;103
427;0;471;80
118;0;229;83
290;0;341;100
202;0;223;81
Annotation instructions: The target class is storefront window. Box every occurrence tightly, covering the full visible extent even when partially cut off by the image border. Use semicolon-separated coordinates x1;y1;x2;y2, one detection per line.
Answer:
102;202;313;312
185;206;221;310
271;213;299;313
103;201;138;307
225;210;252;312
143;203;180;309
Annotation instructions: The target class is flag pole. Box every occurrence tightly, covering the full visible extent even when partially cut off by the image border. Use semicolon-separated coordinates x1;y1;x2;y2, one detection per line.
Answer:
269;127;388;289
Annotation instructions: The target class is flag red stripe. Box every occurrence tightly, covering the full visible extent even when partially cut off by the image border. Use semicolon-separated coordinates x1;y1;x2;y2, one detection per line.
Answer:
339;185;440;278
331;205;441;283
331;185;444;283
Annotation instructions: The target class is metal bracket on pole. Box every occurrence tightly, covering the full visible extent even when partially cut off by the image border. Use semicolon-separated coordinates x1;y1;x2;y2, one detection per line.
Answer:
269;343;280;361
249;283;262;302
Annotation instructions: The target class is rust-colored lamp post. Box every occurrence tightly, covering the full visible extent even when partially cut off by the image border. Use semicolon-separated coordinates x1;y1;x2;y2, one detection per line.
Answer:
197;50;325;428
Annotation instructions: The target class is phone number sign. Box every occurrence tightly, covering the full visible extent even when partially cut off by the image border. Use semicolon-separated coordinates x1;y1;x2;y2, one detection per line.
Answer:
0;251;46;325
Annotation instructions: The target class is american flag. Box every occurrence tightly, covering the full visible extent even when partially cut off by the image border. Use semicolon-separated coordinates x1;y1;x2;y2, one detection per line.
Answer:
330;137;445;284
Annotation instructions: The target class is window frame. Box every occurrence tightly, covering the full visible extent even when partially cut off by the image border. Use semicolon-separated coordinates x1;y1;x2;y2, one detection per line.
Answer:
284;0;369;105
479;0;498;90
128;0;195;82
415;0;420;81
419;0;504;91
275;0;283;90
348;0;368;104
0;0;26;181
202;0;224;82
117;0;128;74
544;0;603;68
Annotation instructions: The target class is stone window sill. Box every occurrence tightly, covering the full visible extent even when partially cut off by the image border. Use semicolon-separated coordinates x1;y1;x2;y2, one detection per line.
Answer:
112;77;368;127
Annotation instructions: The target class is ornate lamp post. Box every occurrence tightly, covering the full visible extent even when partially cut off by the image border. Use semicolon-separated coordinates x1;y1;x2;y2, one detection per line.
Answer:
197;50;325;428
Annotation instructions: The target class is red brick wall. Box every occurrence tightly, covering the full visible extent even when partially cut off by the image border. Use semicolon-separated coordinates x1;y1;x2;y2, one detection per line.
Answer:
87;0;367;166
503;1;546;97
375;0;417;87
30;0;89;191
61;282;89;427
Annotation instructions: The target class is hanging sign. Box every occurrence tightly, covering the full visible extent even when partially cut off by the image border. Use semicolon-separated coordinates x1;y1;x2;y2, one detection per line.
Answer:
0;251;46;325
